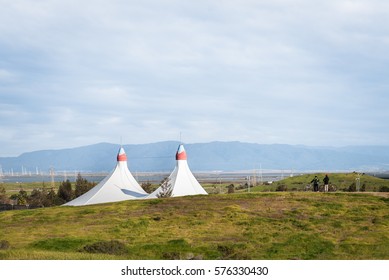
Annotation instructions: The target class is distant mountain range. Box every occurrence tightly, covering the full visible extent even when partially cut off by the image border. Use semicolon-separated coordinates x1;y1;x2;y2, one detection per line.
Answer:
1;141;389;174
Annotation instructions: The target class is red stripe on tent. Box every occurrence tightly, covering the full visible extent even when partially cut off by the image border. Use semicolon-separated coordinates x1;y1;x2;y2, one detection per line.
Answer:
117;153;127;161
176;151;187;160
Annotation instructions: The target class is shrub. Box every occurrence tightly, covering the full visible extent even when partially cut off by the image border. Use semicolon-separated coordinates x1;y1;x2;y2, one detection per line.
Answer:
0;240;10;250
226;184;235;194
379;186;389;192
82;240;127;255
217;243;249;259
276;184;288;192
141;182;155;193
348;182;356;192
237;183;249;190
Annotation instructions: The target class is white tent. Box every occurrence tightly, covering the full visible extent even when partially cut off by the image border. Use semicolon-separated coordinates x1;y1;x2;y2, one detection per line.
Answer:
147;144;207;198
64;147;147;206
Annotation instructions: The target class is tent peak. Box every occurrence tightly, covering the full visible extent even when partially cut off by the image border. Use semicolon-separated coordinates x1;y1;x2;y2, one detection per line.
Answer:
117;147;127;162
176;144;187;160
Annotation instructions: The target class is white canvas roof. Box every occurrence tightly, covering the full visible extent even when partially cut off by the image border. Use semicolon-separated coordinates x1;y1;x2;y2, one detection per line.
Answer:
147;144;207;198
63;147;147;206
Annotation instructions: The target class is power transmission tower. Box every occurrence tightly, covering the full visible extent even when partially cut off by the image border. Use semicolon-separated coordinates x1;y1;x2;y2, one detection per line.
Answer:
50;167;55;189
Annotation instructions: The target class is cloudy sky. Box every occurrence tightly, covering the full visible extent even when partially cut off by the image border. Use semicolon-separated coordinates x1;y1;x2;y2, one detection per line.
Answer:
1;0;389;156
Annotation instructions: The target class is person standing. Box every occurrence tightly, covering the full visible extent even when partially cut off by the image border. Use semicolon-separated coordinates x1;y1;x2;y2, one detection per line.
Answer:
311;175;319;192
323;174;330;192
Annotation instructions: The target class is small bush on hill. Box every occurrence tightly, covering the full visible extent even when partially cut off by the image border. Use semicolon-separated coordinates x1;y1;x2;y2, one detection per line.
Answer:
82;240;127;255
348;182;356;192
141;182;155;193
217;243;249;260
227;184;235;194
379;186;389;192
276;184;288;192
0;240;10;250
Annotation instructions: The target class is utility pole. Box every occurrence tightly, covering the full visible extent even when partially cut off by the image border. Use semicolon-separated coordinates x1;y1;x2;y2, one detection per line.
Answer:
356;175;361;192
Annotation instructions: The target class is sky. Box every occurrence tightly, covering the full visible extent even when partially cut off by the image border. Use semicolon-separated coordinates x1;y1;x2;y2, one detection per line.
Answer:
1;0;389;157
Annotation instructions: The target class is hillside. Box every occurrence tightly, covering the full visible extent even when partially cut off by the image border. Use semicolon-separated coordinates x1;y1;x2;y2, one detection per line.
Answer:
1;192;389;260
260;173;389;193
1;141;389;173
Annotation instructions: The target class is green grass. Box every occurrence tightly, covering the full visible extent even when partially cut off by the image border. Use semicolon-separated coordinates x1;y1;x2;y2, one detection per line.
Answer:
1;192;389;260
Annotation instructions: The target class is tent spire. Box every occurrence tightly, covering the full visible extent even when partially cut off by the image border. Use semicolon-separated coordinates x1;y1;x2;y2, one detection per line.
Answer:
176;144;187;160
117;146;127;162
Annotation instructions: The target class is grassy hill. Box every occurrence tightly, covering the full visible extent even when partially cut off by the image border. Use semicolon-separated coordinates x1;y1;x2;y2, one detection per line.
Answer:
249;172;389;192
1;192;389;260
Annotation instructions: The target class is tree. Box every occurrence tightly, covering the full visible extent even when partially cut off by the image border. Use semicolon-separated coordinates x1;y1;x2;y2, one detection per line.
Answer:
11;189;28;205
28;188;47;207
157;177;173;198
227;184;235;194
58;180;73;202
141;182;154;193
0;186;9;204
75;173;94;198
45;188;59;206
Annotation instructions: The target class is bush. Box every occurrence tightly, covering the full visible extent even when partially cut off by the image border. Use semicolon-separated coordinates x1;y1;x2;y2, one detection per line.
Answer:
217;243;249;259
0;240;10;250
226;184;235;194
348;182;356;192
276;184;288;192
82;240;127;255
379;186;389;192
236;183;249;190
141;182;155;193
